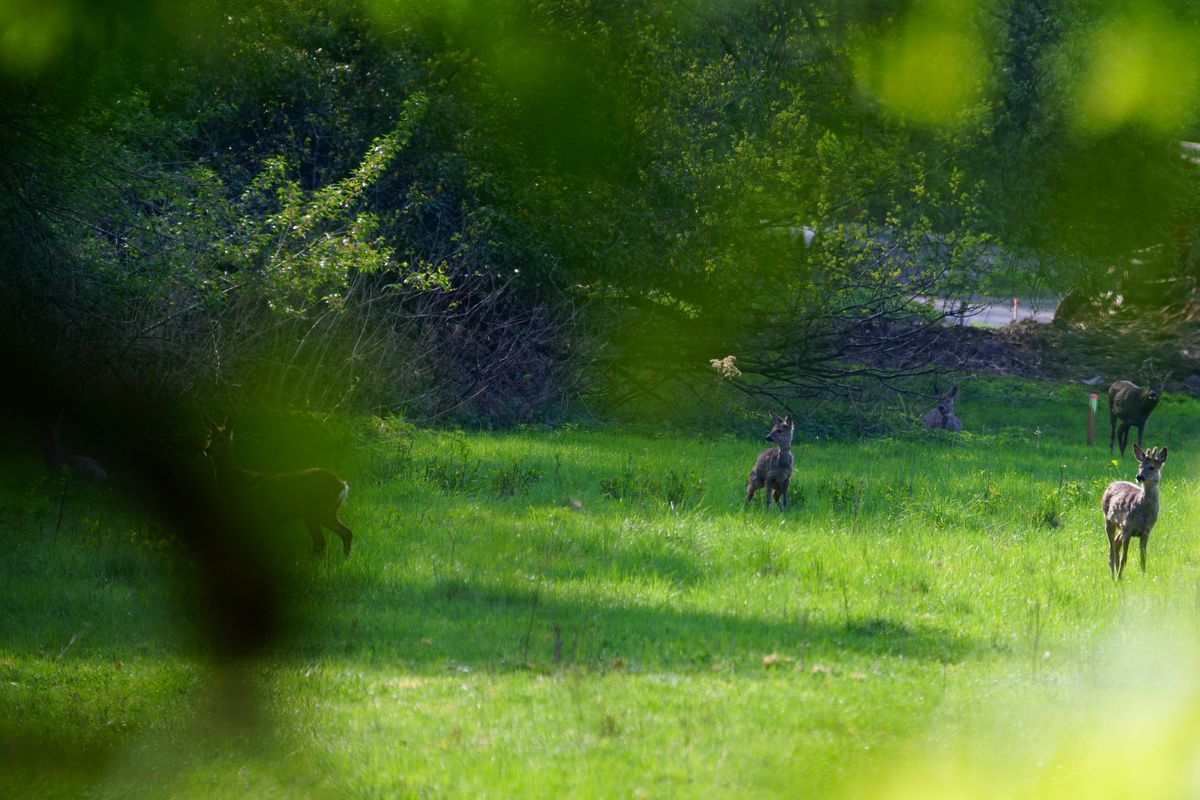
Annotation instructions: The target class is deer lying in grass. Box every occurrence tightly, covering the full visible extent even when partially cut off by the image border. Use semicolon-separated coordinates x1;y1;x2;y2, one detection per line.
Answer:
921;384;963;432
202;415;353;557
1102;443;1167;580
1108;380;1161;458
41;418;107;480
744;412;793;511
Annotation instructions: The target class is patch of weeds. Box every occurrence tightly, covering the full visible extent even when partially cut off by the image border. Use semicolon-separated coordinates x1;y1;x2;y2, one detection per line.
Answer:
76;515;110;549
882;479;914;511
818;477;862;514
1031;478;1088;528
787;485;808;512
976;470;1001;507
600;458;705;510
424;457;482;493
659;469;705;510
367;438;414;484
751;536;789;577
600;457;640;503
491;461;544;498
1058;480;1086;506
126;521;174;552
990;427;1031;444
358;416;416;484
913;498;965;530
1032;491;1063;528
423;440;482;493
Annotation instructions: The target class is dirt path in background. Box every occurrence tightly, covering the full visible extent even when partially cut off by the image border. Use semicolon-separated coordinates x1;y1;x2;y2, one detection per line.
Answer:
967;297;1058;327
921;296;1060;328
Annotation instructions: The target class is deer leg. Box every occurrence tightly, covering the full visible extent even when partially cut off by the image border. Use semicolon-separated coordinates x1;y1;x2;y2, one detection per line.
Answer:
1107;522;1118;579
305;519;327;555
764;480;773;511
1118;535;1132;579
1117;424;1130;457
744;480;759;510
1136;423;1145;448
1109;414;1117;452
1138;536;1147;574
325;517;353;558
779;481;789;511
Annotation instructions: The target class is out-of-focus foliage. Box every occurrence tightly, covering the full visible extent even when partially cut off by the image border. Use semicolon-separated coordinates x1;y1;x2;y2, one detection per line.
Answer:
2;0;1200;418
854;0;990;125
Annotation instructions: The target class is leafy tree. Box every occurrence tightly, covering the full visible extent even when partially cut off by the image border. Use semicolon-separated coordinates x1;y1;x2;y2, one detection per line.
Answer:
3;0;1200;422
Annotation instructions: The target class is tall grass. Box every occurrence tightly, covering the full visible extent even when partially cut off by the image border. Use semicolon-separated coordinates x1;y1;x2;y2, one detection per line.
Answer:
3;377;1199;798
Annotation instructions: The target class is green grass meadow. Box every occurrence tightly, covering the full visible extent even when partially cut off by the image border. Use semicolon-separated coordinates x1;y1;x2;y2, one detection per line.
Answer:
5;378;1200;798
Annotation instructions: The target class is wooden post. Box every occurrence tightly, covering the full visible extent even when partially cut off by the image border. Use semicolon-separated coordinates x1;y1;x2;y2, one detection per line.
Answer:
1087;393;1098;446
1012;297;1019;323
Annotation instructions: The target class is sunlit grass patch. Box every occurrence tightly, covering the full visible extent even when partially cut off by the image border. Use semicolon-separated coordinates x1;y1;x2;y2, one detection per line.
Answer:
3;377;1200;796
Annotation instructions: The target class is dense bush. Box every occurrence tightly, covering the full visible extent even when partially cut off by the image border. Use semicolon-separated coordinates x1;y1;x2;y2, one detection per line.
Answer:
3;1;1199;424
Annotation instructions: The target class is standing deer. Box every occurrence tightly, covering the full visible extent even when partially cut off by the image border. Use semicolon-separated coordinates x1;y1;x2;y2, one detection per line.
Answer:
1102;443;1167;580
921;384;963;432
202;415;353;557
1108;380;1161;457
744;412;794;511
41;418;108;480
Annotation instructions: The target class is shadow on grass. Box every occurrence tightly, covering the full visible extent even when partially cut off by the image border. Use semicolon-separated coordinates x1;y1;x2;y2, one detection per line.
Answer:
0;477;974;673
281;571;977;674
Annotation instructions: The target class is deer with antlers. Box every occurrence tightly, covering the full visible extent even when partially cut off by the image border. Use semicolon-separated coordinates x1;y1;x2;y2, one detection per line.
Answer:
1102;443;1167;580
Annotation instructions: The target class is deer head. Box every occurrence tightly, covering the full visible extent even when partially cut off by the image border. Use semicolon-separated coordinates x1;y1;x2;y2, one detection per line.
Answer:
766;412;793;448
933;384;958;419
201;414;233;464
1133;444;1167;484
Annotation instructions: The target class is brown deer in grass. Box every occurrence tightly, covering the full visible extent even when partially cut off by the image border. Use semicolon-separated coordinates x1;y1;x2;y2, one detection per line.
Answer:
41;418;108;480
1102;443;1167;580
921;384;963;432
744;412;794;511
202;415;353;557
1108;380;1161;458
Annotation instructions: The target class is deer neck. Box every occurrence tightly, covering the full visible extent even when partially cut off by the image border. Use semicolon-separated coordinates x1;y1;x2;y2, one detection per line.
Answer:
1139;477;1160;506
209;449;246;486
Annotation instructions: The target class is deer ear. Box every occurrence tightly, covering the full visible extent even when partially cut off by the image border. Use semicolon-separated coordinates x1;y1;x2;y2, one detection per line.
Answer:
770;411;782;424
783;415;792;426
1158;446;1168;464
949;386;958;398
1133;443;1145;460
933;382;940;396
